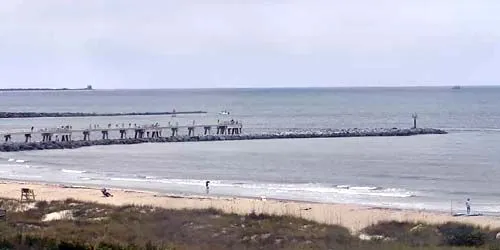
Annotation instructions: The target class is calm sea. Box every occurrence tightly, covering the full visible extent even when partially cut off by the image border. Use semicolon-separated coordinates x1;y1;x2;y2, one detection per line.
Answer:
1;87;500;214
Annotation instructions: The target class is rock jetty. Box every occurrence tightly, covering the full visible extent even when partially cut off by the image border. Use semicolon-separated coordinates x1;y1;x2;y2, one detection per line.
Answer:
0;111;206;119
0;128;446;152
0;85;92;91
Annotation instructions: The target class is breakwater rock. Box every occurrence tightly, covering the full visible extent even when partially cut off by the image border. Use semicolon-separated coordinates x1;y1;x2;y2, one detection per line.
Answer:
0;111;206;119
0;128;446;152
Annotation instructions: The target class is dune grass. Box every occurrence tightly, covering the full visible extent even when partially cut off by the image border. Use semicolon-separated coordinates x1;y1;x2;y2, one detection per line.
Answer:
0;198;499;249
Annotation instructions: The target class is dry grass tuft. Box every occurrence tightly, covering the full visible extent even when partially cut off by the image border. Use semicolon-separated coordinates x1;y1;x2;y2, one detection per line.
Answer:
0;198;498;249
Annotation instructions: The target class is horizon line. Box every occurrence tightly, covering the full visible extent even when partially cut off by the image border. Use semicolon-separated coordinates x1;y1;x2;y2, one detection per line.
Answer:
2;84;500;91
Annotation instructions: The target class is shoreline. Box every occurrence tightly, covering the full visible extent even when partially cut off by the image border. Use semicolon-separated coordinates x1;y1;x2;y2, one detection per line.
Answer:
1;180;499;233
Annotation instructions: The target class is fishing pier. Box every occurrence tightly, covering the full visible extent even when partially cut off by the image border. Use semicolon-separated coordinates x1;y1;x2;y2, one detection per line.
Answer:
1;121;243;143
0;117;448;153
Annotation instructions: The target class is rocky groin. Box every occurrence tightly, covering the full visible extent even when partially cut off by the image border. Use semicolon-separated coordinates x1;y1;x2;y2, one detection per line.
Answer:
0;128;446;152
0;111;207;119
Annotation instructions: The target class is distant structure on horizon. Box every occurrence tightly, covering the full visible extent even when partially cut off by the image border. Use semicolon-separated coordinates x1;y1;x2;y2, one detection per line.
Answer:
451;85;461;90
0;85;94;92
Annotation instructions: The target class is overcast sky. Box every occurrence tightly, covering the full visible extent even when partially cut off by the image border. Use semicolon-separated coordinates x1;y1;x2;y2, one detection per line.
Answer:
1;1;499;89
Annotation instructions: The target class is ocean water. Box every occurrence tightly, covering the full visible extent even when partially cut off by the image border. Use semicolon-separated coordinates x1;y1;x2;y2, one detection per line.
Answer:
1;87;500;214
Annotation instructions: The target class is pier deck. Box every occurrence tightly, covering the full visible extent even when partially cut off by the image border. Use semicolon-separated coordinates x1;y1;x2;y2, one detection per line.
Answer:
1;121;243;143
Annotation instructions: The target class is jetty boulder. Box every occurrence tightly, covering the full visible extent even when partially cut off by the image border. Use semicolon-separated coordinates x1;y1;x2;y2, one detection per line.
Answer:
0;127;447;152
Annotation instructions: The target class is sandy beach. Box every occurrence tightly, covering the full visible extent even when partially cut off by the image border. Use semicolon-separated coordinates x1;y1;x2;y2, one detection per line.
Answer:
2;181;500;233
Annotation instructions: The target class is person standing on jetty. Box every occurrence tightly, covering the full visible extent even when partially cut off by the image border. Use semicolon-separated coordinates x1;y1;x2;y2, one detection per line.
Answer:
466;198;471;215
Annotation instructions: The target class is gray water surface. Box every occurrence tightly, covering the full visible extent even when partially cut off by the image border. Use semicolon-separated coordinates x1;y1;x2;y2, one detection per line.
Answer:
1;87;499;214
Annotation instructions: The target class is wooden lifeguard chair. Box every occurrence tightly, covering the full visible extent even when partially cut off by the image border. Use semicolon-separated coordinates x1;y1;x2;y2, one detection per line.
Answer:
20;188;36;202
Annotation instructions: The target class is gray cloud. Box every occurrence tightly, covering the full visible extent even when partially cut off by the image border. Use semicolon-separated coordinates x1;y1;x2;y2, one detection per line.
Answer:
0;0;499;88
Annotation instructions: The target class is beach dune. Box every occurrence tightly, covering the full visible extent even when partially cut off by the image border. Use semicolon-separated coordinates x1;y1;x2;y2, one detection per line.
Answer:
1;181;500;233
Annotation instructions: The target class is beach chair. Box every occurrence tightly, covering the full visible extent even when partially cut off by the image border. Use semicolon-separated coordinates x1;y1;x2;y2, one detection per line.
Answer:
20;188;36;202
0;209;6;221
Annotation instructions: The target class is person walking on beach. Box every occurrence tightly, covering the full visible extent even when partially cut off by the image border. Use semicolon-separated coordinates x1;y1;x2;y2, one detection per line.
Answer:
205;181;210;194
466;198;471;215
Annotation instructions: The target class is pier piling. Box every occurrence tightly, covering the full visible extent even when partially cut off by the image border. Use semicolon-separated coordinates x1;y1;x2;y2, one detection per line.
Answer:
171;128;178;137
119;129;126;139
60;134;71;142
188;127;195;136
204;126;211;135
0;120;243;145
41;133;52;142
83;131;90;141
101;130;109;140
217;126;227;135
150;130;160;138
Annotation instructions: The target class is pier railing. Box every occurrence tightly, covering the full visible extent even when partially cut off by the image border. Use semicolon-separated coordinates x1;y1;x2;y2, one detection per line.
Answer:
0;120;243;143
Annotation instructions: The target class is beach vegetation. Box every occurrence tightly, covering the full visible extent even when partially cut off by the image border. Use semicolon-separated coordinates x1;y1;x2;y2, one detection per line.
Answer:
0;198;499;249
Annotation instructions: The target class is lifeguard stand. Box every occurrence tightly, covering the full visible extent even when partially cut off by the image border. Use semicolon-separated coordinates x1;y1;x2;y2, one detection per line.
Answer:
20;188;36;202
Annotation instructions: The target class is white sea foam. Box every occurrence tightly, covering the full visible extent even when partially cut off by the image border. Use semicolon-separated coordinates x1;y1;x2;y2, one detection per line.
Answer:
109;177;211;186
61;169;87;174
349;186;381;191
335;185;381;190
15;159;25;163
135;175;157;179
106;177;415;198
7;174;42;179
7;158;15;162
110;177;151;183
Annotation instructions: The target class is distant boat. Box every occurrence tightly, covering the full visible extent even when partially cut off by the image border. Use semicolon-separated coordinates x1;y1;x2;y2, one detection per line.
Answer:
451;86;461;90
219;110;230;115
